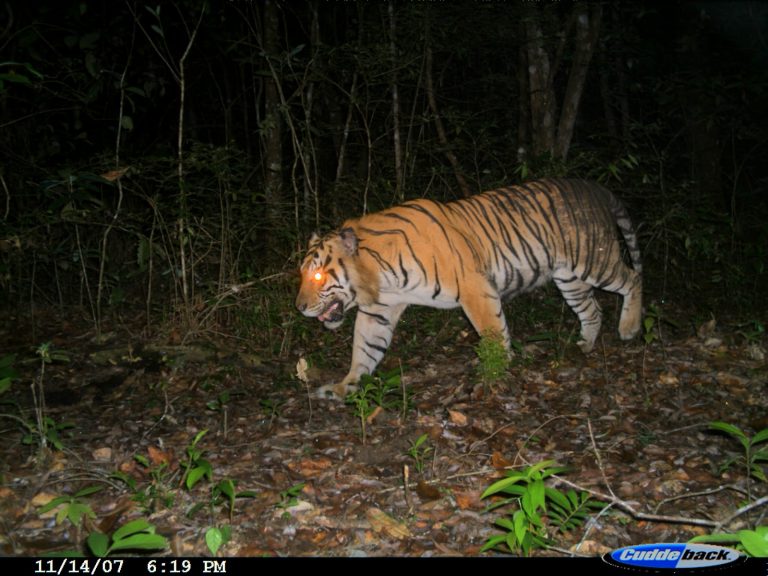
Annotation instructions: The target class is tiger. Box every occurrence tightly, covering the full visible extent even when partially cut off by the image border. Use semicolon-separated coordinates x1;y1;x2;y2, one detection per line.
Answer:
296;178;642;399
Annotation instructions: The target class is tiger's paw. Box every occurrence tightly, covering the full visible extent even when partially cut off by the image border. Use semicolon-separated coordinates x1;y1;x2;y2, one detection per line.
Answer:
316;382;357;401
577;339;595;354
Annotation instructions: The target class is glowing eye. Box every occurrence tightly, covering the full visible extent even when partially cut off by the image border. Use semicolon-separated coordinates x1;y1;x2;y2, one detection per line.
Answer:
313;272;323;282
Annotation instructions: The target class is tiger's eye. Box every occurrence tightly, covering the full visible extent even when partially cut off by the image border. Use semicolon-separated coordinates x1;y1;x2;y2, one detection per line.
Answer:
313;272;323;282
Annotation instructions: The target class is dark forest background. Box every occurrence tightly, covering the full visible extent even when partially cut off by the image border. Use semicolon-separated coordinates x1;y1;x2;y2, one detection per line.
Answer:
2;0;767;342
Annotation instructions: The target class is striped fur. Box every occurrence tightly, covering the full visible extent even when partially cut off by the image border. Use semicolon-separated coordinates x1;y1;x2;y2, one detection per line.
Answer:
296;178;643;399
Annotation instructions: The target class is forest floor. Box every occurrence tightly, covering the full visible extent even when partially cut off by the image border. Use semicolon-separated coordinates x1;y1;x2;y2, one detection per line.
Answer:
1;291;766;558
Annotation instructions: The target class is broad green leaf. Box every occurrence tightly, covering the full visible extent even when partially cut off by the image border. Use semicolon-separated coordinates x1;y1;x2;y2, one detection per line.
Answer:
216;479;236;501
495;517;515;531
121;116;134;131
38;496;69;514
689;533;741;544
205;527;226;555
513;509;527;545
529;478;546;512
108;533;168;552
112;518;153;541
66;502;95;526
738;529;768;557
481;476;525;498
87;532;110;557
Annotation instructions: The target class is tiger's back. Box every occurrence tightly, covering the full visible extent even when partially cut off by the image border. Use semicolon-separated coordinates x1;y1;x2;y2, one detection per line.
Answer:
297;178;642;399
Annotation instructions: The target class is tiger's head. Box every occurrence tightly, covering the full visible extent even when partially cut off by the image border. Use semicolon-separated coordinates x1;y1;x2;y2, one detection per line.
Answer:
295;227;378;329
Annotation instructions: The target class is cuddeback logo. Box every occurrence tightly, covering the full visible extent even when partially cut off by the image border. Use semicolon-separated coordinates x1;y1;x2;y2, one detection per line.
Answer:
603;543;743;570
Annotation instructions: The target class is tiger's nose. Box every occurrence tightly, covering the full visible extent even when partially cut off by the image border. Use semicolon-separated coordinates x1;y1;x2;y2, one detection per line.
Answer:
296;300;307;312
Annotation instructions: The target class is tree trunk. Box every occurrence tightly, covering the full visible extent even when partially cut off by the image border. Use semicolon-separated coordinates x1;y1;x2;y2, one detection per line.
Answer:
424;10;471;196
525;15;556;157
520;5;602;162
262;0;282;234
388;1;403;203
554;4;602;160
516;18;530;165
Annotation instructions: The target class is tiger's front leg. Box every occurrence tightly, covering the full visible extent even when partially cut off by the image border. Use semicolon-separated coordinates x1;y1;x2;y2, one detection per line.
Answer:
317;302;408;400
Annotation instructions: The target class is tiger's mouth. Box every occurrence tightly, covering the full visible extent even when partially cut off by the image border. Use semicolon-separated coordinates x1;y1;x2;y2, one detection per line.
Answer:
318;299;344;323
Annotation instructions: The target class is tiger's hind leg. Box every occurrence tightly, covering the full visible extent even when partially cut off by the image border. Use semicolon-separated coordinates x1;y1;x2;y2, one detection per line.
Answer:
614;271;643;341
553;274;602;353
317;302;408;400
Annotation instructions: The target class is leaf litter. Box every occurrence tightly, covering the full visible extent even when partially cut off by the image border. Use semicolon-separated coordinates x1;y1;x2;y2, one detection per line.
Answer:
0;302;765;557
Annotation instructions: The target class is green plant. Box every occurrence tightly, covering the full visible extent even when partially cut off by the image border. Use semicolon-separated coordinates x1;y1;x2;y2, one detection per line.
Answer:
201;478;254;555
87;518;168;557
181;429;213;490
38;485;103;528
205;525;232;556
206;391;231;411
22;416;74;451
0;353;18;394
276;482;306;511
346;383;376;445
112;454;175;512
259;397;285;422
736;319;765;344
642;304;661;345
210;478;256;522
27;343;72;452
481;460;605;556
406;434;433;475
709;422;768;502
345;369;408;443
690;526;768;558
687;422;768;557
476;329;510;384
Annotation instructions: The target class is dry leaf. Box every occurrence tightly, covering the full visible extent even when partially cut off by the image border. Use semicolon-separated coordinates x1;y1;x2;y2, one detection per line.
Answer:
366;507;412;539
296;357;309;383
658;371;679;385
92;447;112;461
448;409;468;426
147;445;172;466
287;456;333;478
415;480;441;500
490;451;513;469
574;540;612;555
715;372;747;388
454;490;482;510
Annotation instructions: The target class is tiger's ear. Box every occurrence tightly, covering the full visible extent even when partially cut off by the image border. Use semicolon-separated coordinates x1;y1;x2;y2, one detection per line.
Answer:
308;232;320;248
339;227;359;255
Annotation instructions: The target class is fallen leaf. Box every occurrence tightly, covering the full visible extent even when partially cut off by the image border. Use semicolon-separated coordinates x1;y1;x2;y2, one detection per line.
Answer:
448;409;468;426
147;445;172;466
574;540;612;555
454;490;482;510
490;451;513;470
92;447;112;461
287;456;333;478
715;372;747;388
31;492;58;508
415;480;441;500
658;371;679;385
366;507;411;539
